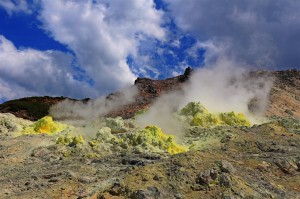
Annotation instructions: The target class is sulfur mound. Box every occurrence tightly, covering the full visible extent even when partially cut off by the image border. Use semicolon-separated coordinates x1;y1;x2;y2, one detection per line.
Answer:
34;116;58;133
0;113;32;135
219;112;250;126
121;126;187;154
20;116;68;135
96;127;114;141
179;102;221;127
193;112;220;127
94;127;120;145
179;102;251;127
180;102;207;116
56;134;84;146
105;117;127;133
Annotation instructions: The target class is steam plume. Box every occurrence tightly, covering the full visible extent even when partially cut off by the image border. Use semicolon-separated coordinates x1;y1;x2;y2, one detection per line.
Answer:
136;58;273;136
50;86;138;120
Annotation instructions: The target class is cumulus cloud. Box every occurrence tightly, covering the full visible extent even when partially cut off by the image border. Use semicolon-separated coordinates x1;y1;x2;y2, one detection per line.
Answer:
0;78;37;102
0;0;32;15
165;0;300;69
0;35;94;101
0;0;167;101
39;0;166;94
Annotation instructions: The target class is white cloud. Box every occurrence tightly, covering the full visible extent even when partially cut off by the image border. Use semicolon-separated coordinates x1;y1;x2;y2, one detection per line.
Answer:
0;35;94;101
0;0;167;101
171;39;180;48
0;0;32;15
171;71;180;77
39;0;166;94
165;0;300;69
0;78;37;101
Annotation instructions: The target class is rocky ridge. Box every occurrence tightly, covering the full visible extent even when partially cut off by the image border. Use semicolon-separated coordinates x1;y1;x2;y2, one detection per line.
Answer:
0;68;299;120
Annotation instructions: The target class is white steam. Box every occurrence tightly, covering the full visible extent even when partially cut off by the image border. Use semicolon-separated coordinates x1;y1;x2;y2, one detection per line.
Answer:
135;90;186;140
136;58;273;136
181;58;273;115
49;86;138;120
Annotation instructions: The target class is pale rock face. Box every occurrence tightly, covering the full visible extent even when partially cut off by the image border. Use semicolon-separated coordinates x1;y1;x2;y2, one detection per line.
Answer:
96;127;115;142
0;113;32;135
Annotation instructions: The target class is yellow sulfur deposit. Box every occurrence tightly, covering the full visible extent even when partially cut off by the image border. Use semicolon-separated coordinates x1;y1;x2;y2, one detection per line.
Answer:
219;112;250;126
20;116;68;135
193;112;220;127
34;116;59;133
180;101;251;127
180;102;207;116
56;134;84;146
122;126;187;154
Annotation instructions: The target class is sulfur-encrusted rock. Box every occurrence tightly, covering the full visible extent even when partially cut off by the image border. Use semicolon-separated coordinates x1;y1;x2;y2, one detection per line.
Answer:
120;126;187;154
193;112;219;127
105;117;127;133
56;134;84;146
179;102;251;127
0;113;32;135
180;102;220;127
96;127;114;141
179;102;207;116
34;116;58;133
20;116;68;135
219;112;250;126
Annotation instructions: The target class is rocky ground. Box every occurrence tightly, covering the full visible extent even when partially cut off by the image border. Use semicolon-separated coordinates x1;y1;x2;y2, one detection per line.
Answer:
266;69;300;119
0;68;299;199
0;109;299;199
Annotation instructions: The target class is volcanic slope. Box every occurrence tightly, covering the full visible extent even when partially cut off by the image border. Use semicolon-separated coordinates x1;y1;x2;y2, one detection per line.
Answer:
0;69;299;198
0;68;299;120
266;69;300;119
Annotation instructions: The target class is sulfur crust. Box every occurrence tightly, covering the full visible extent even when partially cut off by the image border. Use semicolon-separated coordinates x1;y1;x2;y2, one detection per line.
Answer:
180;102;251;127
19;116;68;135
126;125;187;154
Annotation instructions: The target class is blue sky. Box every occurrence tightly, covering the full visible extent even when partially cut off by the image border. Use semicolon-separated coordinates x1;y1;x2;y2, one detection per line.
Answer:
0;7;68;51
0;0;204;79
0;0;299;102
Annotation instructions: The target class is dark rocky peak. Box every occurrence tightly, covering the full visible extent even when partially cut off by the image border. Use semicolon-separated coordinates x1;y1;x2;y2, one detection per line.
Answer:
179;66;193;82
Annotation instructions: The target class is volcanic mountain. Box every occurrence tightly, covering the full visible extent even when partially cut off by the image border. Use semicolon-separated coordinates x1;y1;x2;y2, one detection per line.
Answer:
0;68;299;120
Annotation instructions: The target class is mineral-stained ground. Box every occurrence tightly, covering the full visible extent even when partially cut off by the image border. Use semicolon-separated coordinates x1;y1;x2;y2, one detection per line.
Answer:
0;69;299;199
